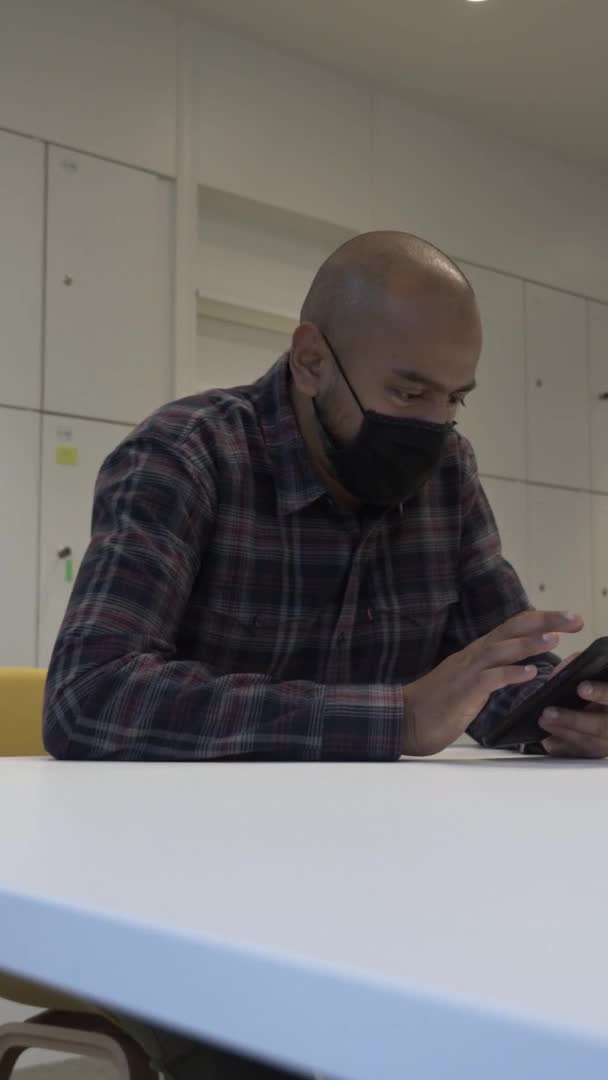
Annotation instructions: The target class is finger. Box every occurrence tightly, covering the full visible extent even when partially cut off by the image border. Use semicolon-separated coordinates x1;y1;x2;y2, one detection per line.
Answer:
542;731;608;759
577;681;608;708
479;663;538;696
488;610;583;643
539;707;608;741
480;632;560;670
542;736;586;758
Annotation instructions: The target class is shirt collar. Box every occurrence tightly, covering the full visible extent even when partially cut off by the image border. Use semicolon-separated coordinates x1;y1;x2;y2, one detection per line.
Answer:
255;355;328;516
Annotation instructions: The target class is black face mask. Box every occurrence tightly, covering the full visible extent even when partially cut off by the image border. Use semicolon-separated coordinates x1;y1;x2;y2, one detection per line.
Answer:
314;335;452;507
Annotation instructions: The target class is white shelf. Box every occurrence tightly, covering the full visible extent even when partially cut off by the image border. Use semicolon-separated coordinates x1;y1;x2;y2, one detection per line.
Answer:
196;294;297;337
197;185;356;332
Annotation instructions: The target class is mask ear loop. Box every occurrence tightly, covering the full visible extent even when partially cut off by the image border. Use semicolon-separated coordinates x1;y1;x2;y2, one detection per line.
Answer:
320;332;366;418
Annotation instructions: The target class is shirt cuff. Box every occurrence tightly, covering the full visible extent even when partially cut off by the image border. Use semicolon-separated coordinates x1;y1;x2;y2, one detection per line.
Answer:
321;683;404;761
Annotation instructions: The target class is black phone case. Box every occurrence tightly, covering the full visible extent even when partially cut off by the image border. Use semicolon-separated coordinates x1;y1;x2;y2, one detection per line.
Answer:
489;636;608;750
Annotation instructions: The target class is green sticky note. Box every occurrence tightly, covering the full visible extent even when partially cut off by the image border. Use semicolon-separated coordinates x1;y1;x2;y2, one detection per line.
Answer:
65;558;73;584
56;445;79;466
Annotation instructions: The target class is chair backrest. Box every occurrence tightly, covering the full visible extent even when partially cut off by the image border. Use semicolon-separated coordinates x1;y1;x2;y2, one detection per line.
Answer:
0;669;47;756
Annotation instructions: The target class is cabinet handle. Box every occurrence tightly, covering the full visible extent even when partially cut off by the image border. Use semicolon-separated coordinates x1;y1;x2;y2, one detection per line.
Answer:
598;392;608;401
602;588;608;598
57;547;74;584
538;583;546;592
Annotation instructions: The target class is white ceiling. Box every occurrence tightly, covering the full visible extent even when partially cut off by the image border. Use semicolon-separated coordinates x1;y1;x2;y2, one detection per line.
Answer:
164;0;608;172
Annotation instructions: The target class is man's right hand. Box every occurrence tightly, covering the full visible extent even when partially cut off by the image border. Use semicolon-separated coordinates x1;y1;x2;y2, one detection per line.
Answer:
400;610;584;756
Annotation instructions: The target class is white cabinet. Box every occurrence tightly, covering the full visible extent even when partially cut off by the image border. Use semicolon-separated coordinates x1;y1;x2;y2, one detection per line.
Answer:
198;316;290;392
525;285;589;490
527;485;593;654
196;28;371;228
589;301;608;495
38;416;131;666
0;408;39;666
592;496;608;639
0;131;43;409
44;147;173;425
481;478;528;591
460;266;526;481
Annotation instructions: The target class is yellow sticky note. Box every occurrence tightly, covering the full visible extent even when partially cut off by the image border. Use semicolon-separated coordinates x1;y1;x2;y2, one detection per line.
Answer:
56;445;79;466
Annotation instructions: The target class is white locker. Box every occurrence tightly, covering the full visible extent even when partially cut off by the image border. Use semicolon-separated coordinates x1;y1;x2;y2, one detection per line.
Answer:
0;131;43;409
525;284;589;490
592;495;608;639
481;477;528;591
589;301;608;495
527;485;593;655
38;416;131;666
198;317;291;392
460;265;526;481
44;147;173;425
0;408;39;666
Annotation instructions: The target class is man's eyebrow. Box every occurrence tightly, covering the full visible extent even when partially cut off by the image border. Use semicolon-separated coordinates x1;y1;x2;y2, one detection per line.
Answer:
391;368;477;395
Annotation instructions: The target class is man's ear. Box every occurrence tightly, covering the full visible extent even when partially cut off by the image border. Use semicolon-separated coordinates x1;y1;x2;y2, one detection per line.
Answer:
289;323;325;399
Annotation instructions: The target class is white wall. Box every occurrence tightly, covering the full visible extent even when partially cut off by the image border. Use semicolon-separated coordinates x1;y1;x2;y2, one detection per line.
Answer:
372;92;608;303
0;0;177;176
193;23;608;303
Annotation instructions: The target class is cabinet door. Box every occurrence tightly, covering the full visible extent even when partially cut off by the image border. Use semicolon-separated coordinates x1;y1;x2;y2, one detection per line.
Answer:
526;285;589;489
0;408;39;666
460;266;526;480
527;486;593;654
481;477;528;591
38;416;131;666
0;131;43;409
45;147;173;424
589;301;608;495
592;495;608;639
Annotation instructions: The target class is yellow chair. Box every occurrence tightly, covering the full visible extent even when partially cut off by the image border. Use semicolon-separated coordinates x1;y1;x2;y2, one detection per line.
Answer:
0;668;156;1078
0;668;46;757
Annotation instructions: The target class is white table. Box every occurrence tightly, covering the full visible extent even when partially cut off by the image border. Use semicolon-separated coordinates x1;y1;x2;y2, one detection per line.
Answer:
0;748;606;1080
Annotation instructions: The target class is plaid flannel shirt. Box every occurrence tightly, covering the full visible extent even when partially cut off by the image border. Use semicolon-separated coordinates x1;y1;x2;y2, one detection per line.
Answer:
43;356;556;760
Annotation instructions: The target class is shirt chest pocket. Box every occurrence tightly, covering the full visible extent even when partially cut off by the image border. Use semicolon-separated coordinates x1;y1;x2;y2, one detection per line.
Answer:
199;604;324;678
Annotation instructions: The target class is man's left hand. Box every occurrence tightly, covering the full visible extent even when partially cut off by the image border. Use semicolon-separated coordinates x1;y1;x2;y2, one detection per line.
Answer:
540;657;608;758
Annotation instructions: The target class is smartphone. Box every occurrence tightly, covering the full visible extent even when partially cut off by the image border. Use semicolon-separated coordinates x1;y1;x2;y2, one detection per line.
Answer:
489;636;608;750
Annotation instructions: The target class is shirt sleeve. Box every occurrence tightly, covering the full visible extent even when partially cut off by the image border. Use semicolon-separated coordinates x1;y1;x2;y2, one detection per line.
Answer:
43;432;402;762
439;436;559;748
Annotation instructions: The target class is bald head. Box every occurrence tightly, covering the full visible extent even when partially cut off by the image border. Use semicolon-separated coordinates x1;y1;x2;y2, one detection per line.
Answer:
300;231;476;355
289;230;481;507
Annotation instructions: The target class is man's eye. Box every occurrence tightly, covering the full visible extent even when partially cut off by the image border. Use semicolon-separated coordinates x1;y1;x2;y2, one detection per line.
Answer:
391;388;422;402
451;394;467;407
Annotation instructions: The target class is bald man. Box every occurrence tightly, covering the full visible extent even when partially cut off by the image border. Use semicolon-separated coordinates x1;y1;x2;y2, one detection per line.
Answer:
42;231;608;1077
